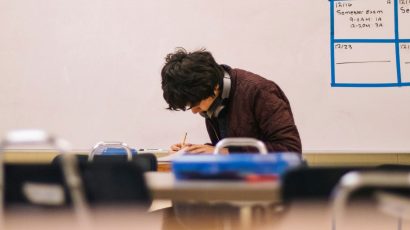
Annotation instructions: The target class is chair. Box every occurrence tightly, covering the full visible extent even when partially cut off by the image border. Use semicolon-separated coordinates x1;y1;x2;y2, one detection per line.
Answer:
0;130;158;230
52;153;158;172
282;165;410;200
281;166;366;202
79;140;157;171
89;141;135;161
332;169;410;230
50;141;157;205
167;138;302;230
1;131;153;208
0;129;89;226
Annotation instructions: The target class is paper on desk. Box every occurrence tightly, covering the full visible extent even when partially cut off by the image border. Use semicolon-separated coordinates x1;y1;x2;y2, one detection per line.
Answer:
157;148;187;162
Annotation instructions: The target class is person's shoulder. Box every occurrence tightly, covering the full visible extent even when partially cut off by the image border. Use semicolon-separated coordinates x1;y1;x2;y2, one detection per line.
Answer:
231;68;278;90
230;68;291;104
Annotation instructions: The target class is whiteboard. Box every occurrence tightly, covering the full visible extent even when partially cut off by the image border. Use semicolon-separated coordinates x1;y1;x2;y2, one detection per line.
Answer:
0;0;409;152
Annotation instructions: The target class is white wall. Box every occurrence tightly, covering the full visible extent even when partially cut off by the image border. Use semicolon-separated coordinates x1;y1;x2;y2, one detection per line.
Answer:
1;0;409;152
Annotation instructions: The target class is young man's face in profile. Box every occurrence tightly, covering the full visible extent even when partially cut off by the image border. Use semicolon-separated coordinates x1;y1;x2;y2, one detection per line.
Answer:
188;86;219;114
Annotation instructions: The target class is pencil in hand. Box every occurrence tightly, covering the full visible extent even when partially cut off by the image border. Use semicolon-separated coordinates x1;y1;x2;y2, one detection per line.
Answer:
181;132;187;148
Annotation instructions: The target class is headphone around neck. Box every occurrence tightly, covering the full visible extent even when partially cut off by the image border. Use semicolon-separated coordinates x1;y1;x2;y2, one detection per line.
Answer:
200;72;231;118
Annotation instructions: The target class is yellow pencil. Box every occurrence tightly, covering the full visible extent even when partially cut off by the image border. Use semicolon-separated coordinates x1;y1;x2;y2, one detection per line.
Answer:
181;132;187;147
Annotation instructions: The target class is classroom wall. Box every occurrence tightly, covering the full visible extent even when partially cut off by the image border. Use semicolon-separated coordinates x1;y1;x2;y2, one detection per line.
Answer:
1;0;409;152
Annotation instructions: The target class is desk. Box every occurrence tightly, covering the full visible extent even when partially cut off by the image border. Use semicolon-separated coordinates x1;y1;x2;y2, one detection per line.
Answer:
146;172;281;229
157;162;172;172
4;206;163;230
145;172;280;202
146;174;408;230
4;150;410;167
4;200;403;230
145;173;408;230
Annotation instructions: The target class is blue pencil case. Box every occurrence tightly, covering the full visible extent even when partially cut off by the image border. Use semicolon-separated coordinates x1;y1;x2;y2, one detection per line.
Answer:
100;147;137;155
172;153;301;180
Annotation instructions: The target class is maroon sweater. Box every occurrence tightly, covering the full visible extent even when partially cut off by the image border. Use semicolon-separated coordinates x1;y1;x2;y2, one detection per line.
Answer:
205;66;302;154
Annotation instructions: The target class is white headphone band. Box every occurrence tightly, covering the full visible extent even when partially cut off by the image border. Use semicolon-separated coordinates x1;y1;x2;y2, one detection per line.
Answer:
221;72;231;100
207;72;231;118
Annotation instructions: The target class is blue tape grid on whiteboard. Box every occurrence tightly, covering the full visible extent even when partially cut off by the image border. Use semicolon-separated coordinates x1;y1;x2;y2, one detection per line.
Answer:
330;0;410;87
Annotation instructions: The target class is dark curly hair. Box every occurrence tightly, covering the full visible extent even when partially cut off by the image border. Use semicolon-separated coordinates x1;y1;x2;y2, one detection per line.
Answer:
161;48;224;111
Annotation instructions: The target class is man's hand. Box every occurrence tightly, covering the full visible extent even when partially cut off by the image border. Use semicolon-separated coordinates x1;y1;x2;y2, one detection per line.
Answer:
170;143;192;152
184;144;229;154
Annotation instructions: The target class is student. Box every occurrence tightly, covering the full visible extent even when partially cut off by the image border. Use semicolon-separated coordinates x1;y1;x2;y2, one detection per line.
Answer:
161;48;302;154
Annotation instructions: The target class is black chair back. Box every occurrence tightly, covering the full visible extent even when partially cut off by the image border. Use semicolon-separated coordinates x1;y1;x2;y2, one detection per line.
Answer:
52;153;157;172
282;165;410;202
5;160;151;207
